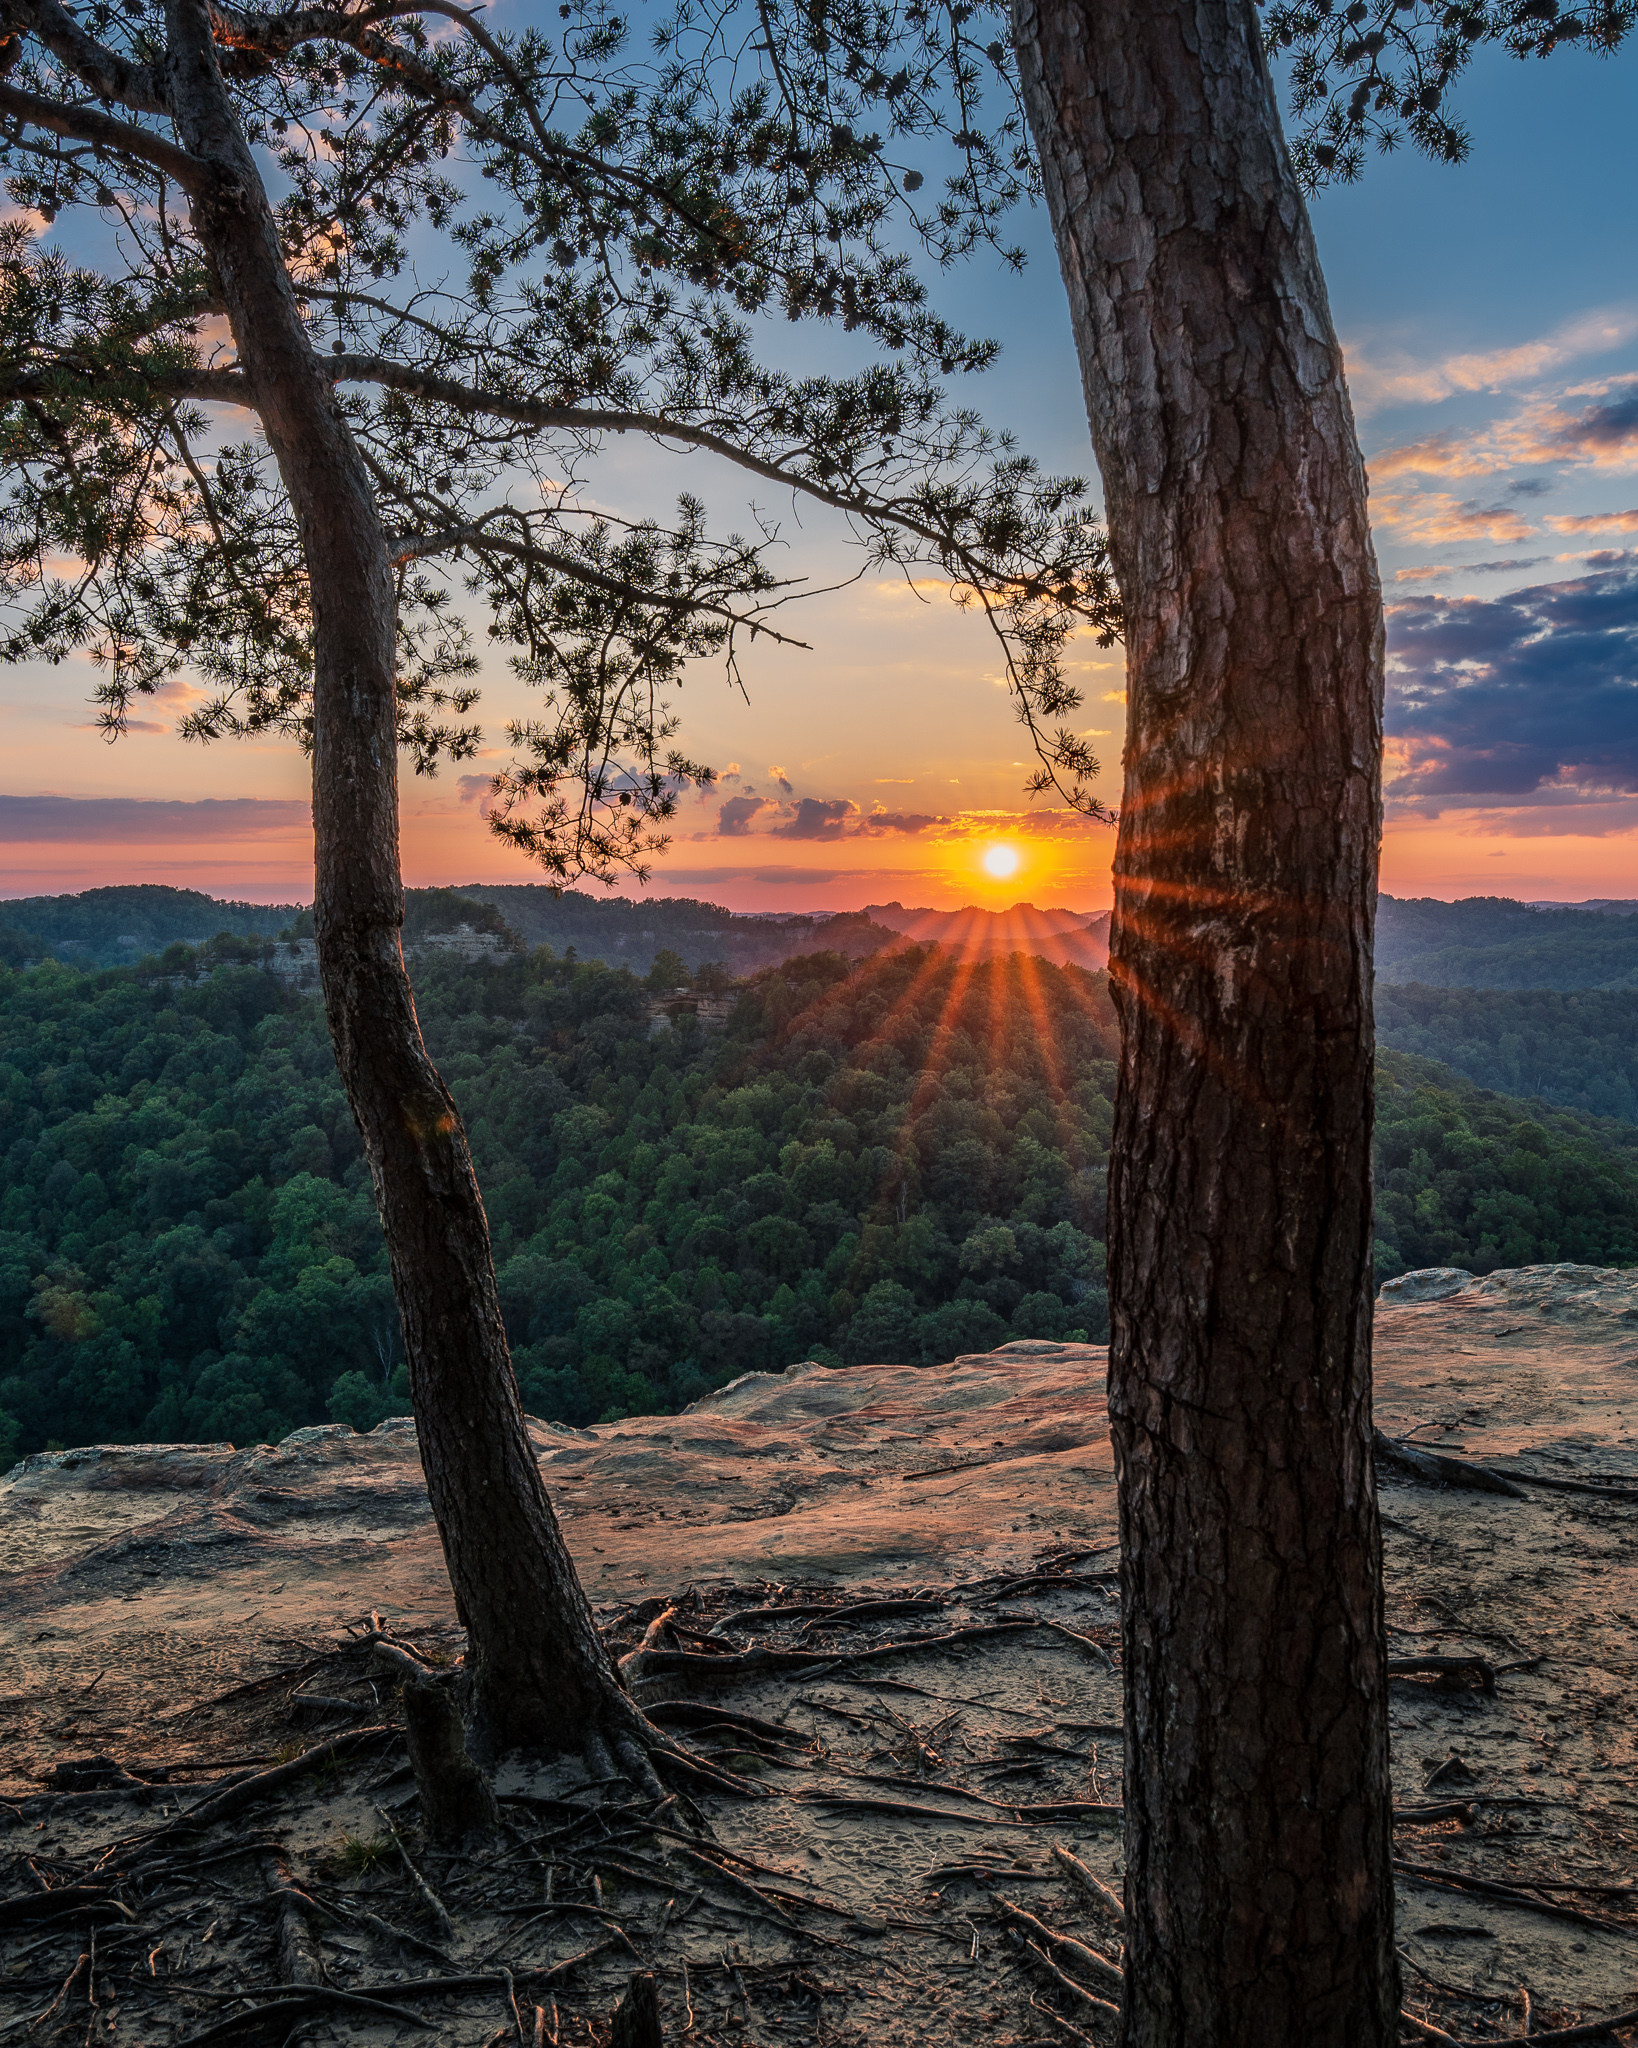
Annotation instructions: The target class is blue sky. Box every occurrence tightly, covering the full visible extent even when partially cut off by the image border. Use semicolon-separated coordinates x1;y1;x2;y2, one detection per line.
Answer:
1;27;1634;907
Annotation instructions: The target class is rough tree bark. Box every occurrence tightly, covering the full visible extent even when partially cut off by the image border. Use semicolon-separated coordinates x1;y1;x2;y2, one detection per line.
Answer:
1011;3;1397;2042
162;0;637;1759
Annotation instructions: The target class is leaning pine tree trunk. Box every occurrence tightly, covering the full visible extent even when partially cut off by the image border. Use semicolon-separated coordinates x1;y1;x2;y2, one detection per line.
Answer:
165;0;634;1758
1011;3;1397;2043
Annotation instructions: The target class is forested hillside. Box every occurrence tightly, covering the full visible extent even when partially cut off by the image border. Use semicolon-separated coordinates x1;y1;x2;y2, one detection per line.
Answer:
3;940;1635;1464
0;944;1116;1459
1377;896;1638;990
0;887;301;969
1373;1050;1638;1278
1376;984;1638;1125
452;885;896;978
0;881;899;981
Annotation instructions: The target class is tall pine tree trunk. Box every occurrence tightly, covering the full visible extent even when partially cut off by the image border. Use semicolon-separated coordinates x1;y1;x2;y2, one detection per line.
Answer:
164;0;633;1758
1011;3;1397;2040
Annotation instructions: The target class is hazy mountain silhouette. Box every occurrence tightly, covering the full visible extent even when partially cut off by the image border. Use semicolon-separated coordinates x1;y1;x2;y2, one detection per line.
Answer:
864;901;1111;970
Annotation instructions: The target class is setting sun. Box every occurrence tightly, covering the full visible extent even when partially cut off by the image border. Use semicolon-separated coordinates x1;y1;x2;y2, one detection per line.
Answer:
982;844;1020;879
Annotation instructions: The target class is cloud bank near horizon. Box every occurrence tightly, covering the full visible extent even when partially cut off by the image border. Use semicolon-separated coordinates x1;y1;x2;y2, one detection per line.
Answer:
0;793;312;842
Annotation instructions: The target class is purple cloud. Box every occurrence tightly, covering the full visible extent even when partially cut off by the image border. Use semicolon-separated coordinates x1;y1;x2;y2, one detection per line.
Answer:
1386;562;1638;800
771;798;855;839
0;795;311;842
717;795;770;835
856;811;947;835
1545;387;1638;466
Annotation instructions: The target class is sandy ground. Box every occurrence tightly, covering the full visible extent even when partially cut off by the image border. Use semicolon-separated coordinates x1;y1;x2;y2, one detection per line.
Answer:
3;1266;1638;2042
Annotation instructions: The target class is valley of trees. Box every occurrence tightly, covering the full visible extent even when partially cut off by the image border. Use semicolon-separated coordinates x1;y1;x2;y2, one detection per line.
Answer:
5;930;1636;1469
1377;983;1638;1125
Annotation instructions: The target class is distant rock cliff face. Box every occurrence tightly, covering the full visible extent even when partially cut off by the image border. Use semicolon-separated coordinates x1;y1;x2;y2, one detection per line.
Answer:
265;923;516;988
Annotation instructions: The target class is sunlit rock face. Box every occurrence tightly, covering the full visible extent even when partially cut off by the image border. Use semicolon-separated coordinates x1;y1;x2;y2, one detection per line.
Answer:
1382;1262;1638;1321
1380;1268;1475;1303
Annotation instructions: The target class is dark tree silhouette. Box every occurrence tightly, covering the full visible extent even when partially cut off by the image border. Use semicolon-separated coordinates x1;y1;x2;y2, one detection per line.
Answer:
1011;5;1396;2037
1006;5;1625;2036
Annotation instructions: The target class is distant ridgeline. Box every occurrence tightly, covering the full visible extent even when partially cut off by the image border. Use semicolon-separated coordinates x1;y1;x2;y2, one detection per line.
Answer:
3;923;1637;1462
0;882;899;982
450;886;908;978
1376;894;1638;991
1372;896;1638;1121
0;885;302;970
15;882;1635;990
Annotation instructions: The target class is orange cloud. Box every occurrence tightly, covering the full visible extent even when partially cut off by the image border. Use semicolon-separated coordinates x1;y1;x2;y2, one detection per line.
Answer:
1547;509;1638;533
1345;307;1638;416
1370;378;1638;487
1372;491;1535;547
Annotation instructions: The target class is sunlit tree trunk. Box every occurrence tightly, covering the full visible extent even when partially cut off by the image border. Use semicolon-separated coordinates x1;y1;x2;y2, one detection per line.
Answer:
1011;2;1398;2041
163;0;633;1757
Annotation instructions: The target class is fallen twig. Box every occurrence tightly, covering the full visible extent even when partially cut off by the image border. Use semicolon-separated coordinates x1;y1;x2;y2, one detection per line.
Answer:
174;1662;324;1723
155;1984;438;2047
376;1804;456;1939
324;1891;457;1967
1399;2012;1462;2044
1394;1861;1636;1936
494;1901;640;1957
1031;1990;1100;2043
797;1600;947;1633
1387;1656;1497;1694
1502;1468;1638;1499
132;1728;397;1856
1052;1845;1125;1924
629;1619;1041;1681
1374;1430;1528;1498
29;1950;89;2028
926;1863;1057;1888
1036;1619;1116;1671
995;1898;1122;1988
1015;1933;1121;2015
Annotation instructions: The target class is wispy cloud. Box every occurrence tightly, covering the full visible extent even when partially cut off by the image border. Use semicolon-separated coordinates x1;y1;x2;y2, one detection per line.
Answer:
856;811;947;835
1347;307;1638;416
1532;386;1638;470
1546;508;1638;534
1372;491;1536;547
1393;557;1548;583
1371;377;1638;487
